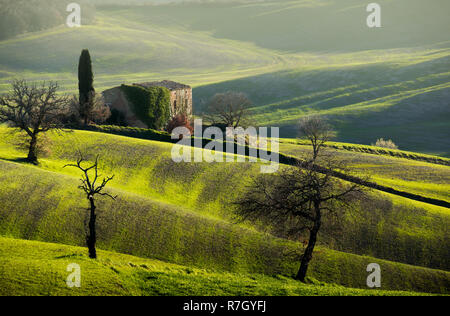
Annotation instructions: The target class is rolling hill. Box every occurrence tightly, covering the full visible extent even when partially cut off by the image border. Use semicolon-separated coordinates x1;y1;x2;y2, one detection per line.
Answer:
0;237;435;296
0;0;448;155
0;0;449;296
0;127;449;294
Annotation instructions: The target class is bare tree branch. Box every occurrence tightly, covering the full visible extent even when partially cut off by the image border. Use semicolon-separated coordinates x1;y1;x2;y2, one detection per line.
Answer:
298;115;336;162
204;91;253;128
0;79;69;163
235;119;367;282
64;153;116;259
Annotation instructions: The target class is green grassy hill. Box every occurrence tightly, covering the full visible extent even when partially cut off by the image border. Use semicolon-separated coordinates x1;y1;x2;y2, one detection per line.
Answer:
0;160;448;294
0;237;434;296
278;140;450;204
0;0;448;155
0;0;448;295
0;127;448;272
0;127;449;294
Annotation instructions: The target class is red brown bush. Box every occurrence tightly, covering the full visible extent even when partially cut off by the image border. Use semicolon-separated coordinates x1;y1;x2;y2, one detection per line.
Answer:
166;114;193;138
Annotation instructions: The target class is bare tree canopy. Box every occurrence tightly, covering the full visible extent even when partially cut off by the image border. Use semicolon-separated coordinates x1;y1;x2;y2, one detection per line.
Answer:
65;153;116;259
204;91;253;128
68;93;111;126
236;118;365;282
0;79;68;163
235;161;364;282
298;115;336;161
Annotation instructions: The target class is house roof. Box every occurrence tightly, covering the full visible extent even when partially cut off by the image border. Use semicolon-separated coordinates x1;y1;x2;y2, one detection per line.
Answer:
133;80;191;91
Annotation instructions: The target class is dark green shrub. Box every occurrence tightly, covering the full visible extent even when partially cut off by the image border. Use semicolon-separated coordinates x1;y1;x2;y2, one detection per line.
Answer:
120;84;171;130
83;125;173;143
106;109;127;126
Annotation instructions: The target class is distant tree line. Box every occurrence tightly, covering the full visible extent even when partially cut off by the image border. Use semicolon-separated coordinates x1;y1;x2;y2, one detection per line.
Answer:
0;0;95;40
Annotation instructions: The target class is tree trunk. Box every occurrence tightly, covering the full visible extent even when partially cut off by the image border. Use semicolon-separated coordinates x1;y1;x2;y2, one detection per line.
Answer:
312;144;319;162
83;110;88;126
87;196;97;259
296;204;321;282
27;134;38;163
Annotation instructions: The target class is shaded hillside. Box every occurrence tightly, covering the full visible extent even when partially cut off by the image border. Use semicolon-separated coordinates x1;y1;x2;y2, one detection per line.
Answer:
111;0;450;52
194;51;450;156
0;0;95;40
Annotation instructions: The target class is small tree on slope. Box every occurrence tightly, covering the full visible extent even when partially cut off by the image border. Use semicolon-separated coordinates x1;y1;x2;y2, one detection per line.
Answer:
65;154;116;259
204;91;253;128
0;80;68;163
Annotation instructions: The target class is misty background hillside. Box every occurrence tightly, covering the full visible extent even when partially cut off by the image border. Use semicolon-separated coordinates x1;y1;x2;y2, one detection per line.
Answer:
0;0;449;155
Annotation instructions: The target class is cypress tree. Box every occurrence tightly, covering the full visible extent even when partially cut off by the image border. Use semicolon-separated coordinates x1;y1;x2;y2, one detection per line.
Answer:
78;49;95;125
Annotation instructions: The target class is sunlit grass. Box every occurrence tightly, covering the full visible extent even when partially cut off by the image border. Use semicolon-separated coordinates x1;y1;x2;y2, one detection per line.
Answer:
1;237;438;296
0;0;449;294
0;127;449;275
279;141;450;204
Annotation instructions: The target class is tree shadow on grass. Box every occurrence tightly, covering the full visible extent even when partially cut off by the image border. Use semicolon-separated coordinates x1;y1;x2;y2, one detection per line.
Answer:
54;254;84;260
0;157;38;165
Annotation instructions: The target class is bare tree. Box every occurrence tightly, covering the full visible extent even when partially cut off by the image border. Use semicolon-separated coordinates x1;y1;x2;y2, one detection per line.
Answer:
0;80;68;163
68;93;111;126
204;91;253;128
298;115;336;161
235;122;365;282
65;154;116;259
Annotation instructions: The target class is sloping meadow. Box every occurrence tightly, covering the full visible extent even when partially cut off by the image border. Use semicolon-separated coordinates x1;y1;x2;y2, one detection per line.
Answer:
0;128;449;272
0;160;449;294
0;237;441;296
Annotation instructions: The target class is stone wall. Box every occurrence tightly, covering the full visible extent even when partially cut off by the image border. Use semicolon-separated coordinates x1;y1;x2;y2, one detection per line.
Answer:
170;87;193;117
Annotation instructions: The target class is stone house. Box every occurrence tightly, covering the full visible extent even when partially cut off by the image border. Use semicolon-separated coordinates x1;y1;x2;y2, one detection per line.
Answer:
102;80;192;128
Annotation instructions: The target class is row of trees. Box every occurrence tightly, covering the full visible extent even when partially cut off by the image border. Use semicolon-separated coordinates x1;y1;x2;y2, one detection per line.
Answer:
0;81;367;282
193;89;368;281
172;94;368;282
0;49;114;260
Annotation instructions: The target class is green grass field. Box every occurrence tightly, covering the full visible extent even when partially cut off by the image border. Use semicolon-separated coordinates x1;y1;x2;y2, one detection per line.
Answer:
0;0;449;155
0;127;449;295
0;0;449;296
278;141;450;203
1;237;437;296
